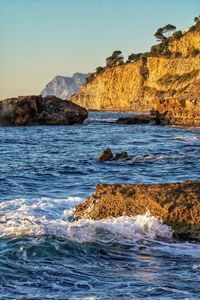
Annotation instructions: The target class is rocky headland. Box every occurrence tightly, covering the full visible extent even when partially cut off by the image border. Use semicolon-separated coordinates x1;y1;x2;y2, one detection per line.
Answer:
75;181;200;241
0;95;88;126
71;22;200;126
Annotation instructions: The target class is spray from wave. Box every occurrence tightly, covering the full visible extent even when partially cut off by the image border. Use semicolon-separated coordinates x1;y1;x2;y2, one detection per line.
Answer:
0;197;172;242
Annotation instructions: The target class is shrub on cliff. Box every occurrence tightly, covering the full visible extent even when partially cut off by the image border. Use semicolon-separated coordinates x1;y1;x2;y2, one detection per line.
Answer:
194;16;200;23
163;24;176;37
194;20;200;32
152;24;176;56
95;66;104;74
172;30;183;40
86;73;95;83
154;28;166;42
127;53;142;62
154;24;176;42
190;16;200;32
106;50;124;67
150;43;167;55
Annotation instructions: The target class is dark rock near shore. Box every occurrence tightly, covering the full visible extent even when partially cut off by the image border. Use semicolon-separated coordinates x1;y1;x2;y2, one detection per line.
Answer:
97;148;113;161
116;110;167;125
0;95;88;126
116;114;151;124
114;151;128;160
75;180;200;241
97;149;133;161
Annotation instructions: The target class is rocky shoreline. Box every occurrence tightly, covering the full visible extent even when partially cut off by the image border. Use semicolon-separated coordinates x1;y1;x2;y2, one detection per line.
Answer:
75;180;200;241
71;23;200;127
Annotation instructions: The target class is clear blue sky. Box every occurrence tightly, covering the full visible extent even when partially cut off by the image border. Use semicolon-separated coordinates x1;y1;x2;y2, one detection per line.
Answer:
0;0;199;99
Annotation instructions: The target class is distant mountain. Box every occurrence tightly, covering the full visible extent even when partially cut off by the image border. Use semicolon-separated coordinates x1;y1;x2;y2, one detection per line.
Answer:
41;72;90;100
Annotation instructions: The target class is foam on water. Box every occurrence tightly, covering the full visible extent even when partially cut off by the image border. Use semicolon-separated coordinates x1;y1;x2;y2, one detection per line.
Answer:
175;135;200;142
0;197;172;243
85;118;117;124
1;197;200;261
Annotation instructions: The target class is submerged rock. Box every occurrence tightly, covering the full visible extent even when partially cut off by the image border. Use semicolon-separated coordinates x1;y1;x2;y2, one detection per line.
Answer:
75;180;200;241
0;95;88;126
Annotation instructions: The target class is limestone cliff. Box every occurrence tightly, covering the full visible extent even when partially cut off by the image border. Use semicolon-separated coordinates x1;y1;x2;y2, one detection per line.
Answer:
71;25;200;126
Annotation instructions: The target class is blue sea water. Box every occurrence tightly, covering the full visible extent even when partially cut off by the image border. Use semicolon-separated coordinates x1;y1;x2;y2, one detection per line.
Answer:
0;112;200;299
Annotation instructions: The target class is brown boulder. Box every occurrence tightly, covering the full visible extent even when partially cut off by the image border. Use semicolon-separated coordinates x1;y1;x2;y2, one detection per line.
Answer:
96;148;113;161
0;95;88;126
75;180;200;241
97;149;134;161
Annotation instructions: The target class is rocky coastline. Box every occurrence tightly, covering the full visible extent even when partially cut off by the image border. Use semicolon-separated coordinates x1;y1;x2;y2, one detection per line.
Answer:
71;23;200;127
75;180;200;241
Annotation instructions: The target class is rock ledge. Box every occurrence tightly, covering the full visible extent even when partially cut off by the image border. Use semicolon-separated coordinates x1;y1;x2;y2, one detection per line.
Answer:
75;180;200;241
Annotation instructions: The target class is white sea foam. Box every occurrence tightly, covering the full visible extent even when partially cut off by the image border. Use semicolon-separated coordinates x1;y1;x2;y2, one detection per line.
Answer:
1;197;200;258
175;136;200;142
0;197;172;242
145;155;187;161
85;118;117;124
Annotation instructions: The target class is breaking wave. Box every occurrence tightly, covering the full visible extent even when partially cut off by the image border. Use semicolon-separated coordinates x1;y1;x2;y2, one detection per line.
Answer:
0;197;172;242
1;197;200;299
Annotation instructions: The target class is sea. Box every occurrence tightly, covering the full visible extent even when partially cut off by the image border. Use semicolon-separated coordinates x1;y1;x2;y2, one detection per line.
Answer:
0;112;200;300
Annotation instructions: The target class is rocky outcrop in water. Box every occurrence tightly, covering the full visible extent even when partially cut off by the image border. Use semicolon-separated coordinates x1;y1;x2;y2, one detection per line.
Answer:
75;181;200;241
97;148;113;161
41;73;90;100
0;95;88;126
116;114;151;124
97;148;133;161
71;24;200;126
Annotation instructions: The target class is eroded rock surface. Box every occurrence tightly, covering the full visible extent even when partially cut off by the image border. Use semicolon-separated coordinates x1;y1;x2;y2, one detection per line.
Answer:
0;95;88;126
75;181;200;240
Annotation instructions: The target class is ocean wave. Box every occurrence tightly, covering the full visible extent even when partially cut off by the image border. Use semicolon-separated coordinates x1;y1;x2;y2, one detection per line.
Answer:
153;241;200;258
1;197;200;260
0;197;172;242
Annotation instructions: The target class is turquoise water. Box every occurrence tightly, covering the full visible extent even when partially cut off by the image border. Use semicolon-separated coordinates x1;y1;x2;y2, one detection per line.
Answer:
0;112;200;299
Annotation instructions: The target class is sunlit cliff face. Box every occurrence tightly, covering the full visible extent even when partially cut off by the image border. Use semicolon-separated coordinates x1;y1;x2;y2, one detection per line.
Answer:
70;28;200;126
